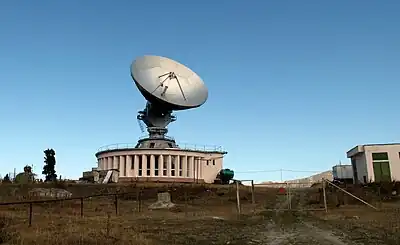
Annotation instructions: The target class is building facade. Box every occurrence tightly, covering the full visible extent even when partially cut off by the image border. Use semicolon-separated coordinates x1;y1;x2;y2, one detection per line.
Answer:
332;165;353;180
95;144;227;183
347;144;400;184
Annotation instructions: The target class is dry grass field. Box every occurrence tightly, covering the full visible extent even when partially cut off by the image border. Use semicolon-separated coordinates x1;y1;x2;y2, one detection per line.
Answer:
0;182;399;245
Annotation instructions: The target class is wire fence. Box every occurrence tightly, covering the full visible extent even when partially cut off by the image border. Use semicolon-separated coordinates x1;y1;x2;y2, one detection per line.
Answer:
0;178;383;228
97;142;226;153
1;179;398;245
234;169;330;184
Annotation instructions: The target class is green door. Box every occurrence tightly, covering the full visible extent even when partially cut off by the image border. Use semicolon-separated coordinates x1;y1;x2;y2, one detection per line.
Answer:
380;162;391;182
373;162;391;183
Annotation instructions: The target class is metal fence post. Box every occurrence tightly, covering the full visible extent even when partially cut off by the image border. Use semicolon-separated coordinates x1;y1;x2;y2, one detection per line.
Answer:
136;188;142;212
28;203;33;227
289;183;292;210
322;179;328;213
251;180;255;205
114;194;118;215
286;183;290;210
236;181;241;217
184;190;188;217
80;197;84;217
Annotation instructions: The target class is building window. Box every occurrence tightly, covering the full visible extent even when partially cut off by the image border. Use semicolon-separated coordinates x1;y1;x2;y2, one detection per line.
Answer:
150;143;155;148
146;163;151;176
145;155;150;176
163;157;168;176
171;156;176;176
213;160;215;165
131;155;135;169
372;152;389;161
179;156;184;176
138;156;142;176
187;161;190;177
372;152;391;182
154;155;159;176
123;156;127;176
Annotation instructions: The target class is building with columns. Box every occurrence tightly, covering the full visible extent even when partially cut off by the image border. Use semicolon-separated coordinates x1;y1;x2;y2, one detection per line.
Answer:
95;143;227;183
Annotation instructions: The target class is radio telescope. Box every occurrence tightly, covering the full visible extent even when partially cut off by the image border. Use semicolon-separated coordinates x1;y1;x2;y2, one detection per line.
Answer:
91;55;227;184
131;55;208;148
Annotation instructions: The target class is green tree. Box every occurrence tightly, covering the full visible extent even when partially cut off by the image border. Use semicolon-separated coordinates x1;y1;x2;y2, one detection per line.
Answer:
3;174;11;183
24;165;32;174
42;149;57;182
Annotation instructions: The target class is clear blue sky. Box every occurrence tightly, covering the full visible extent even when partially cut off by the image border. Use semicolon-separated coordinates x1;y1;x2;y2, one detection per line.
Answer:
1;1;399;182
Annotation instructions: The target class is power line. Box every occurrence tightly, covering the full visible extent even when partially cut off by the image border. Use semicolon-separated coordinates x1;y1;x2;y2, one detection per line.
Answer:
281;169;323;173
235;170;281;173
235;169;324;174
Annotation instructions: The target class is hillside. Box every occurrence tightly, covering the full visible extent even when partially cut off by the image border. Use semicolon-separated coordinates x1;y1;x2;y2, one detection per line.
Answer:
260;170;333;187
286;170;333;183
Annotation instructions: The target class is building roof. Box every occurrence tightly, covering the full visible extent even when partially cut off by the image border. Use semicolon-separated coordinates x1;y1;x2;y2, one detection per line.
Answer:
347;143;400;158
332;164;351;167
361;143;400;147
348;143;400;152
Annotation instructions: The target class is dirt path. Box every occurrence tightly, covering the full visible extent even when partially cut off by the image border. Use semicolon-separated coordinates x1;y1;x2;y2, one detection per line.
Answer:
255;190;351;245
250;219;349;245
266;222;347;245
253;224;350;245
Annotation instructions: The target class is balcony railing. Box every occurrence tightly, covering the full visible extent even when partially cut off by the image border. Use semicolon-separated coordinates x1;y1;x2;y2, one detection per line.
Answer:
138;135;175;141
97;142;225;153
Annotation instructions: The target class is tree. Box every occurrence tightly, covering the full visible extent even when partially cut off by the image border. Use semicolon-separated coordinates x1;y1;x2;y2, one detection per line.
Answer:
42;149;57;182
3;174;11;183
24;165;32;174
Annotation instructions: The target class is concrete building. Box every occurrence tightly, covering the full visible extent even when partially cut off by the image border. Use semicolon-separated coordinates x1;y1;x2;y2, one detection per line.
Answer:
95;143;227;183
332;165;353;180
347;143;400;183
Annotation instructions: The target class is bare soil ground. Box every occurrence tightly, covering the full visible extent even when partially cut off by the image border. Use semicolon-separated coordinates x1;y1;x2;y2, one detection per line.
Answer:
0;183;399;245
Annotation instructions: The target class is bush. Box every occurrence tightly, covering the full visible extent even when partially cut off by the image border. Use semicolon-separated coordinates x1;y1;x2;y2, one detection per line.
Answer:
0;215;19;243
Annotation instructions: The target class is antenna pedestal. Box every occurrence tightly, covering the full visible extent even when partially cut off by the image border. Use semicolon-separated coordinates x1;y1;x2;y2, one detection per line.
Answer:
137;102;176;128
134;136;178;149
135;102;178;149
147;127;168;139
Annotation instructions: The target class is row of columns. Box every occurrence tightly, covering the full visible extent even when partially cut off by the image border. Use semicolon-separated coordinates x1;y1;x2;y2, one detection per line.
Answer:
98;154;202;178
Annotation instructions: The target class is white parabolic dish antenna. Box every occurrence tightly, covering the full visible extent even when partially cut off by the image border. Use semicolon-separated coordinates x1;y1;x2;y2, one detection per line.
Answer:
131;55;208;110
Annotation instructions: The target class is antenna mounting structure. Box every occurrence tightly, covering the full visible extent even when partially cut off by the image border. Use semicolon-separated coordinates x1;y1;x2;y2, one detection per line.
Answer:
130;55;208;148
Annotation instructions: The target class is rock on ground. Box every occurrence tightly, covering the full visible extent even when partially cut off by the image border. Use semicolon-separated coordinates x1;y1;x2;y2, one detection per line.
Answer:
148;192;176;210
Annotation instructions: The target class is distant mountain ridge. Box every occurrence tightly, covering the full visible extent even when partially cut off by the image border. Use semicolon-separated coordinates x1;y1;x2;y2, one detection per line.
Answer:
260;170;333;187
286;170;333;183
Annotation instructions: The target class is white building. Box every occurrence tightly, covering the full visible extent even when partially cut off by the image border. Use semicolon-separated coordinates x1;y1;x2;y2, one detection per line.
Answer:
95;143;227;184
347;143;400;184
332;165;353;180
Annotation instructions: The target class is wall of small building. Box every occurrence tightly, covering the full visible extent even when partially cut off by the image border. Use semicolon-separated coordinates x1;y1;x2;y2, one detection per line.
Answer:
351;153;368;183
350;144;400;183
332;165;353;179
364;145;400;182
201;157;223;183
